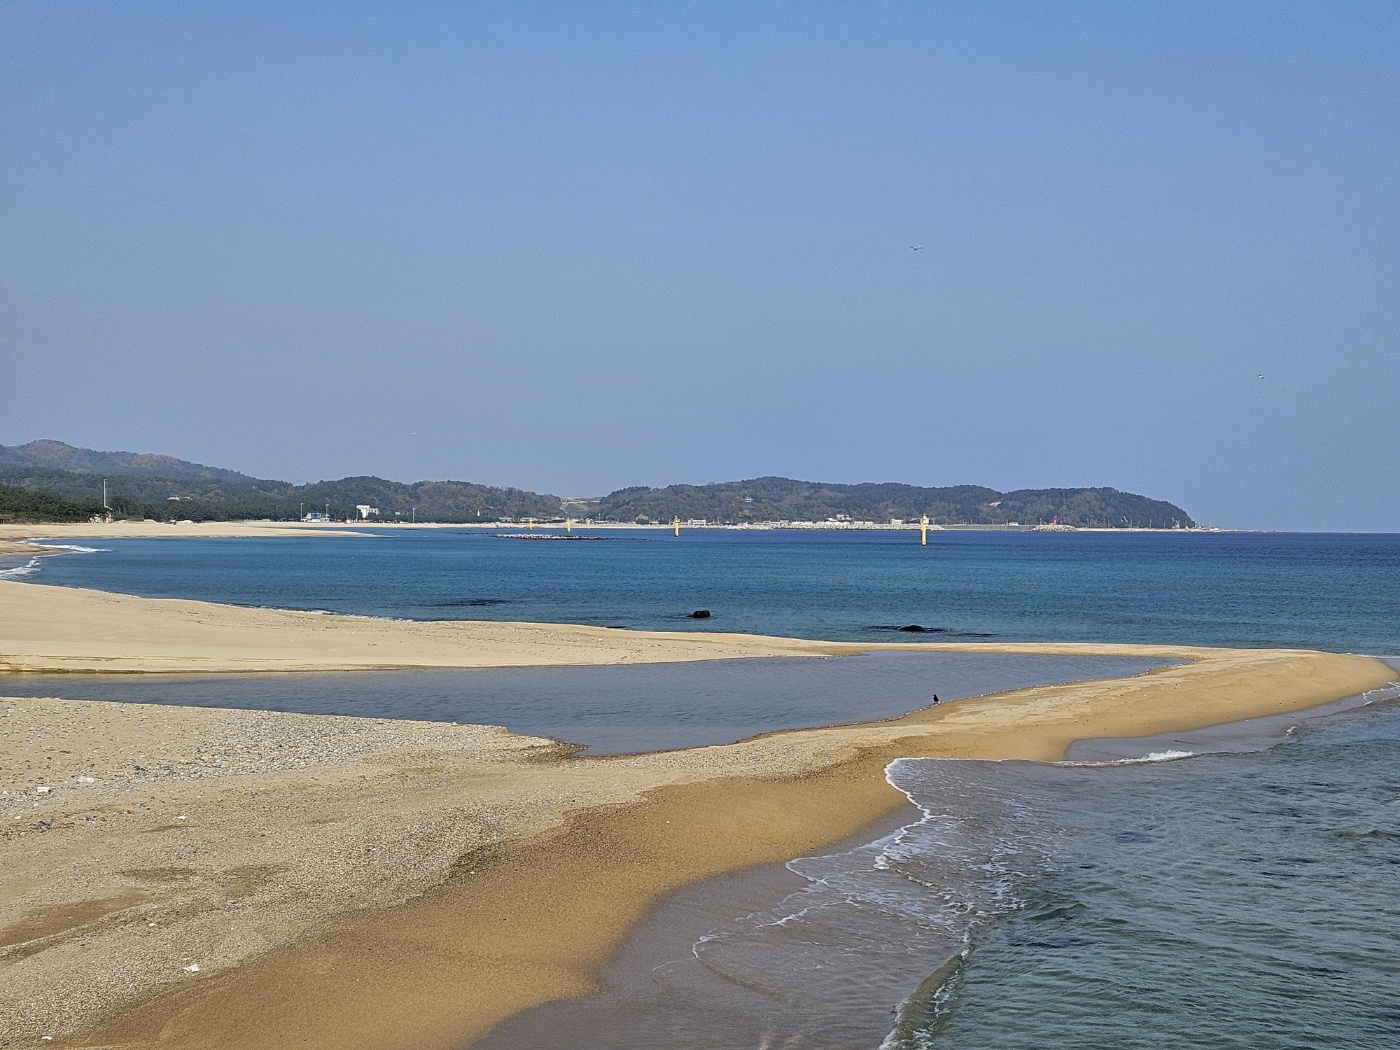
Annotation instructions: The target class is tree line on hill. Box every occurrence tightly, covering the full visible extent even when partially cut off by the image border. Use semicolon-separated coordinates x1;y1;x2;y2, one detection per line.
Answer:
0;470;561;524
0;441;1197;528
0;482;107;523
588;477;1195;528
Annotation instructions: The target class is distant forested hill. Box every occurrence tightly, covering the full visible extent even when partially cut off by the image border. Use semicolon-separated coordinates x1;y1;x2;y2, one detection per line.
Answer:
0;442;562;523
0;439;260;485
592;477;1195;528
0;442;1196;527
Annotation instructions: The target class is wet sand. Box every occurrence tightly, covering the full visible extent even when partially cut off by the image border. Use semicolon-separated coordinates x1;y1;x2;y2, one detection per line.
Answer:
1;582;1392;1048
466;807;921;1050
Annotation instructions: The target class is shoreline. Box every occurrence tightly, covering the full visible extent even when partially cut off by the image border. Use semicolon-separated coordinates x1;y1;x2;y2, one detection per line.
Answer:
0;521;1241;543
0;522;369;544
468;673;1400;1049
466;803;924;1050
1;587;1394;1047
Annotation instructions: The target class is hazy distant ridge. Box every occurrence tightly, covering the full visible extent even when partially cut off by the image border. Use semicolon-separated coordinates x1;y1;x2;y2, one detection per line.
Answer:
0;439;261;485
0;441;1195;528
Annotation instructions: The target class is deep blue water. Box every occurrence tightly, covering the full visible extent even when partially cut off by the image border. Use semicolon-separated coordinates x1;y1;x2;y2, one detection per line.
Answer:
11;528;1400;652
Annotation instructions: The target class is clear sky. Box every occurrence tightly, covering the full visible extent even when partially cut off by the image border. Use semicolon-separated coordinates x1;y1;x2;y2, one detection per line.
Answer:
2;3;1396;529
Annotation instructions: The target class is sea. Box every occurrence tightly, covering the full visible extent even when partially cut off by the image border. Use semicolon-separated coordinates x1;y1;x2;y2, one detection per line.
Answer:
4;527;1399;1047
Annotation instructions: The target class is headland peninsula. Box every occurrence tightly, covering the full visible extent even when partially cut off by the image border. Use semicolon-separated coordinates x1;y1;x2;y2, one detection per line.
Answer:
1;439;1195;529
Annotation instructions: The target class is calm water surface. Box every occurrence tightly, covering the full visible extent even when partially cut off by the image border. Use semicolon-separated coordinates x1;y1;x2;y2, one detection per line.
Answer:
0;652;1166;755
11;528;1400;651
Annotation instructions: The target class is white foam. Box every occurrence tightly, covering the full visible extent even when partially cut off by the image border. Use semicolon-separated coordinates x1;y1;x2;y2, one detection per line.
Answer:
0;558;42;580
1063;748;1196;767
1135;748;1195;763
31;543;109;554
1359;682;1400;707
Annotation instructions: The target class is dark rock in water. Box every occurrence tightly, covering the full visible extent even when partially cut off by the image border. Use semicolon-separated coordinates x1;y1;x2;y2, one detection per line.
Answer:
866;624;949;633
690;609;712;619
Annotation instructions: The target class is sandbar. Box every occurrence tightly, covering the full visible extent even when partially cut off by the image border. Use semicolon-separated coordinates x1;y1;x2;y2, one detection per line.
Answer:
0;582;1395;1048
0;579;1284;674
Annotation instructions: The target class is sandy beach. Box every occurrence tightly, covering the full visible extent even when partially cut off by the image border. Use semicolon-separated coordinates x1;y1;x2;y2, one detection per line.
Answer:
0;523;369;544
1;581;1395;1048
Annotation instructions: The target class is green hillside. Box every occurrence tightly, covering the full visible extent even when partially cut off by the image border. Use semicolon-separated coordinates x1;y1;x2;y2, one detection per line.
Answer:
592;477;1195;528
0;442;1197;528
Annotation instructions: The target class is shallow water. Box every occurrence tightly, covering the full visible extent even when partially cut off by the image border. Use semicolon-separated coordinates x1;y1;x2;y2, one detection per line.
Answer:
470;678;1400;1049
918;691;1400;1049
0;652;1165;754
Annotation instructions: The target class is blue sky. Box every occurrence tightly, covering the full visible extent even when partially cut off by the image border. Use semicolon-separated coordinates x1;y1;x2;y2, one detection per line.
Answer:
2;2;1396;528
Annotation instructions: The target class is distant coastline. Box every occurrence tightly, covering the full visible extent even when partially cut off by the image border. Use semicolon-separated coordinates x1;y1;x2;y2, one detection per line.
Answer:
1;440;1197;529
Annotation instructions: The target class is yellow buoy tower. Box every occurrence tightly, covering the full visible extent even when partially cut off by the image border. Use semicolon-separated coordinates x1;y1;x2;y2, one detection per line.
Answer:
920;514;929;546
565;517;573;534
673;516;682;537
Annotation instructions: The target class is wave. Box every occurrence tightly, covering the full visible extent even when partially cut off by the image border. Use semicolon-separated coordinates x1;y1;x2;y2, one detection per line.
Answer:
1059;748;1196;768
1359;681;1400;706
1128;748;1195;763
0;557;42;580
0;542;108;581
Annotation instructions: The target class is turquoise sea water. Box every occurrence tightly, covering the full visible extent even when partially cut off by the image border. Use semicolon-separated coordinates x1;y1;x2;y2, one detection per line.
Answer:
5;529;1399;1047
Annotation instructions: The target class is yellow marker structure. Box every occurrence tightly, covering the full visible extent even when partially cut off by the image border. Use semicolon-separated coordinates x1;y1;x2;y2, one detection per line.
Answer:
673;516;682;537
565;518;573;534
920;514;929;546
527;518;534;531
